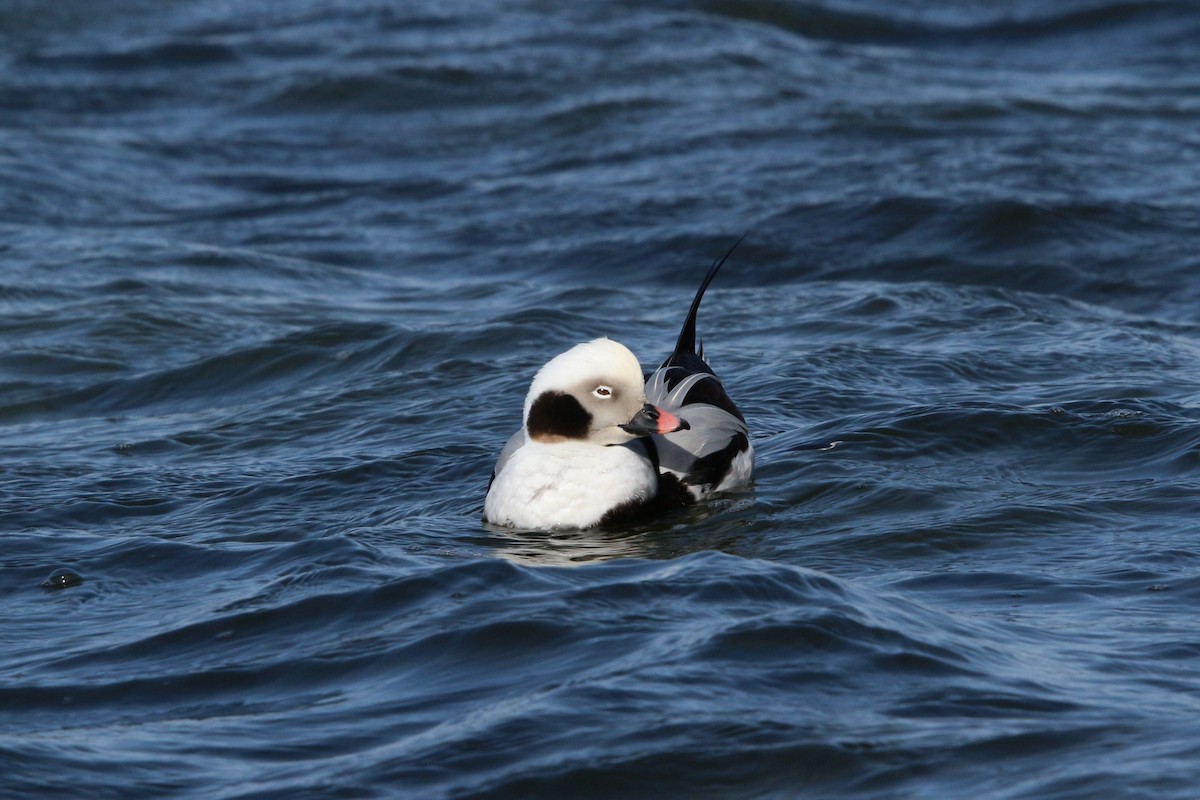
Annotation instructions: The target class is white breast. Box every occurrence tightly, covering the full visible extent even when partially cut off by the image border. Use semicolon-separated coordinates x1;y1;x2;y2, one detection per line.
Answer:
484;439;657;530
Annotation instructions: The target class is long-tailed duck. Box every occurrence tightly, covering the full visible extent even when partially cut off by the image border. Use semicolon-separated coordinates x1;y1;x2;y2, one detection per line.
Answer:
484;244;752;529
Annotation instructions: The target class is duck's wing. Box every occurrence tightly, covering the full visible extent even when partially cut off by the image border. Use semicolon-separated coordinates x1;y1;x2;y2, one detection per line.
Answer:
647;365;753;499
486;428;526;491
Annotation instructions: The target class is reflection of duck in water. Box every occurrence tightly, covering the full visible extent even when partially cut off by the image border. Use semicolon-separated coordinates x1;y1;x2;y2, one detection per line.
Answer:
484;243;753;530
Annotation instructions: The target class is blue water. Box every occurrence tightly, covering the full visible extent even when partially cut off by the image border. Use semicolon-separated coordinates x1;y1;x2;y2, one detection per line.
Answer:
4;1;1200;797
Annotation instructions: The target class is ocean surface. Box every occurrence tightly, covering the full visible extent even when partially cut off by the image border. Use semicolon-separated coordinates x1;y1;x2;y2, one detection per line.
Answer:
3;1;1200;797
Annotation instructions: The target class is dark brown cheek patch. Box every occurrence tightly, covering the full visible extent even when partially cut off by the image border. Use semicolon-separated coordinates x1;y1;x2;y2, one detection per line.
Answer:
526;391;592;440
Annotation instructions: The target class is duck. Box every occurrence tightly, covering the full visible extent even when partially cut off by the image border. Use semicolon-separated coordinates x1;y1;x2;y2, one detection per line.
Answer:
483;243;753;530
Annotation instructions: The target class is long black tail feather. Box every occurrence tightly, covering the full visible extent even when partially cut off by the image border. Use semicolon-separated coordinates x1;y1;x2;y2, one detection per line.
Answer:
671;236;745;359
656;236;748;422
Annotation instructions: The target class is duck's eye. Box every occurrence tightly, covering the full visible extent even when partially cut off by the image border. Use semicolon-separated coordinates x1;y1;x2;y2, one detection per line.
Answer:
593;385;613;399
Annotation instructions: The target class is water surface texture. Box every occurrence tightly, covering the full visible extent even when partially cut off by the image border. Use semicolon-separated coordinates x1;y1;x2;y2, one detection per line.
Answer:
4;1;1200;798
